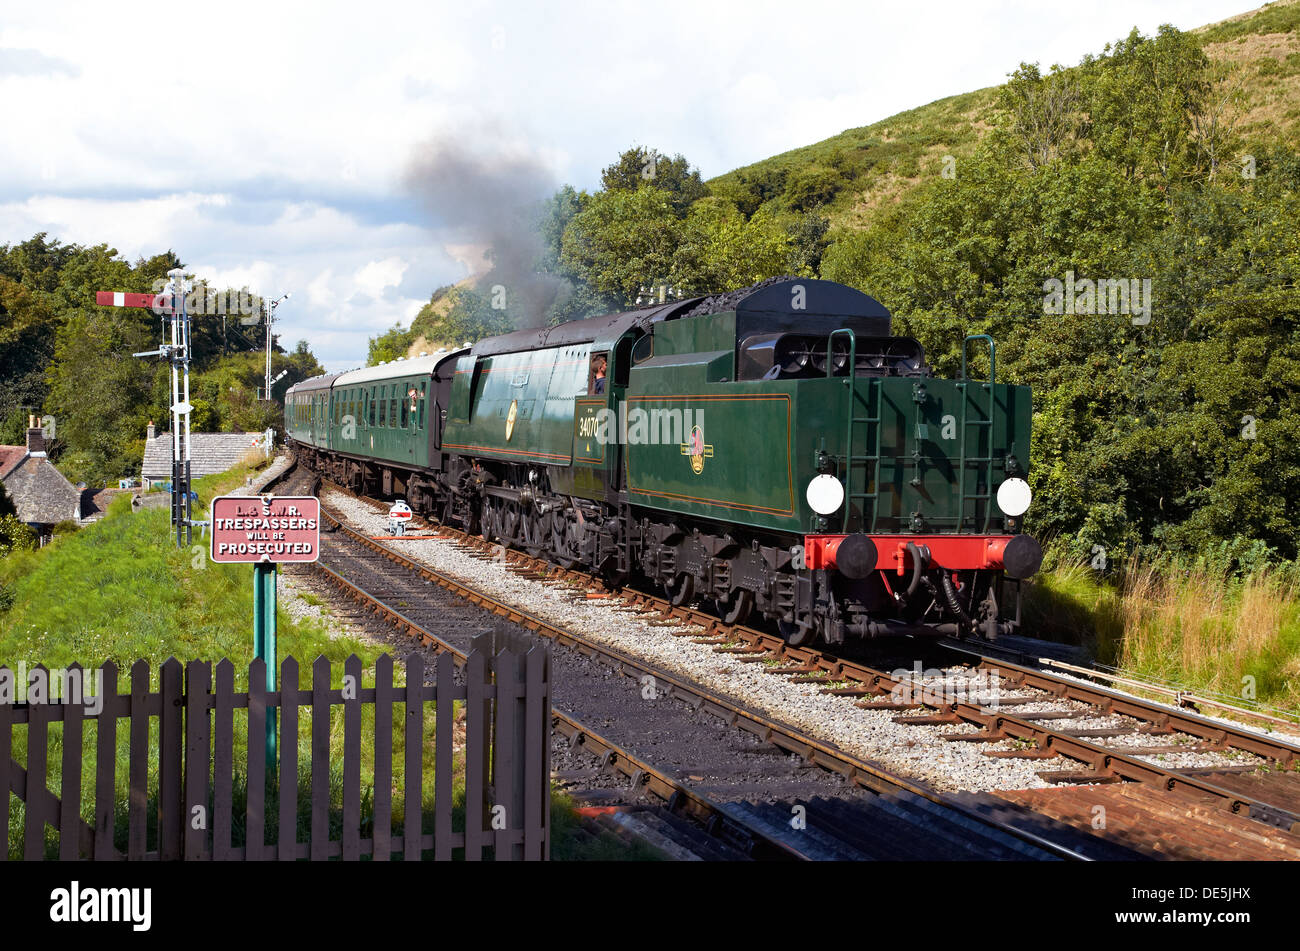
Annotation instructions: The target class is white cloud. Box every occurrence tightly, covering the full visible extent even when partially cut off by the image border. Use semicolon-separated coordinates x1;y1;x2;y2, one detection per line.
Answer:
354;257;410;298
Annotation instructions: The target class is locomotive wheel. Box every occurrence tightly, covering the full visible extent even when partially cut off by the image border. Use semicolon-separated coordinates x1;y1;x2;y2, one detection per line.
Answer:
666;572;694;607
500;502;521;545
479;501;498;543
550;516;580;569
524;510;549;558
778;619;813;646
718;588;754;626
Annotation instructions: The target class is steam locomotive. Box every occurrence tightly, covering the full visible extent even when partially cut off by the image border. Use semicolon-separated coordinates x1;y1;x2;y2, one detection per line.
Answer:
285;278;1042;645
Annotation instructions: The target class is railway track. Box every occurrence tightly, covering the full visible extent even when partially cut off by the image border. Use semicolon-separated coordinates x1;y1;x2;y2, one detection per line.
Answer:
271;463;1300;858
264;466;1118;860
405;513;1300;838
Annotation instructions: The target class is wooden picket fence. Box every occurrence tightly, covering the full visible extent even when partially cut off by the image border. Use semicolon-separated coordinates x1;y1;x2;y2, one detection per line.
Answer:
1;631;551;860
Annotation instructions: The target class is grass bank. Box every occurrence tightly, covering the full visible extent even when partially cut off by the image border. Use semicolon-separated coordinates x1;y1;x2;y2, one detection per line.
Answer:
0;459;636;860
1025;557;1300;717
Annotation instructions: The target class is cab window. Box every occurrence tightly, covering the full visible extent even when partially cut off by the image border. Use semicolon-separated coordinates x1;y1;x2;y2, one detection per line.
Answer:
589;353;608;396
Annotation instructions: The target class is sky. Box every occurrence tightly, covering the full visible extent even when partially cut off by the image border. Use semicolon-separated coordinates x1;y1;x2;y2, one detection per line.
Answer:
0;0;1256;371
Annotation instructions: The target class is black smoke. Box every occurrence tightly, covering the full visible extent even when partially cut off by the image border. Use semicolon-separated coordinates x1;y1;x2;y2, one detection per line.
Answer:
404;126;570;328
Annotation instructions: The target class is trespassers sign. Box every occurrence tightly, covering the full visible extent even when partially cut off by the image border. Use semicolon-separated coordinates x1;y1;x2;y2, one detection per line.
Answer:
210;495;321;563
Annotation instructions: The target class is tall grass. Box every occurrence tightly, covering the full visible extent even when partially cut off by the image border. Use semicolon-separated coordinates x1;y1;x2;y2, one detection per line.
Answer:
1025;554;1300;715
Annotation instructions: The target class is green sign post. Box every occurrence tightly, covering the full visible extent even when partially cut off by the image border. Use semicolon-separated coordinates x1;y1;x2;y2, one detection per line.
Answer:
210;494;322;772
253;561;278;767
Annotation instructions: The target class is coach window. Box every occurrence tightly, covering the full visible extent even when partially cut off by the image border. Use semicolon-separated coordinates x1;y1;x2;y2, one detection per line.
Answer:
389;386;398;427
418;382;427;429
400;385;409;428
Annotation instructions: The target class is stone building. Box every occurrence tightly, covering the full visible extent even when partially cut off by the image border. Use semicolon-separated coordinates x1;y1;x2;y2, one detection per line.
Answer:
0;417;83;544
141;421;273;488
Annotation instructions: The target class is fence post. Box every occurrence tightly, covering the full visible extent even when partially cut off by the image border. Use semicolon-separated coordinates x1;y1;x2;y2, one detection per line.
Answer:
525;643;550;861
373;654;394;861
492;635;527;861
184;661;212;860
212;660;235;860
0;667;9;862
22;666;48;861
310;656;331;861
158;658;184;860
464;639;490;861
94;661;120;861
59;664;86;860
278;656;300;862
433;652;454;861
342;654;362;862
403;653;425;861
127;661;149;860
246;658;267;861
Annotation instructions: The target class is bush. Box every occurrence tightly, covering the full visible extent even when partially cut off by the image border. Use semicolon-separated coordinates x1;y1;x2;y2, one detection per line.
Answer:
0;514;36;556
784;166;840;212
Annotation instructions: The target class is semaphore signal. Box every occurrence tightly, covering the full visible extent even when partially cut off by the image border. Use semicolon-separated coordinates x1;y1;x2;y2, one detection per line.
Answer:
94;290;173;312
97;269;199;547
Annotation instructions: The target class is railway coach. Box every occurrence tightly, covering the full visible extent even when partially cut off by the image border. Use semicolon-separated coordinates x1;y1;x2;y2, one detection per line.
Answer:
286;277;1043;646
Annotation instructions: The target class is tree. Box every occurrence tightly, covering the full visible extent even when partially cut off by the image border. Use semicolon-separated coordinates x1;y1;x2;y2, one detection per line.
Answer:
786;213;831;276
409;285;514;346
368;323;415;365
671;200;791;295
600;148;707;215
994;63;1084;169
819;24;1300;565
0;275;57;434
1083;26;1214;183
561;186;682;305
0;514;36;557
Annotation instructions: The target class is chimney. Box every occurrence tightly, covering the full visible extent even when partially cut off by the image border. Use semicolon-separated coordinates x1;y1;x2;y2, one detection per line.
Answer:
147;420;156;440
26;415;45;454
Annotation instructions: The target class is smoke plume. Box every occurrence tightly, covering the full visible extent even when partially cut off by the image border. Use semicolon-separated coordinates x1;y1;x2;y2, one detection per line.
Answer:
404;124;569;327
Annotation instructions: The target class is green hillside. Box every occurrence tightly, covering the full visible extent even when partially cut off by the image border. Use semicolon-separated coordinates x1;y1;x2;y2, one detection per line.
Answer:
710;0;1300;230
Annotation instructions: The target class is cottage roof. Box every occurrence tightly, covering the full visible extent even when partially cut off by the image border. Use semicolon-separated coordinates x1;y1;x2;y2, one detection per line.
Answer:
142;432;266;479
0;446;26;479
0;454;82;525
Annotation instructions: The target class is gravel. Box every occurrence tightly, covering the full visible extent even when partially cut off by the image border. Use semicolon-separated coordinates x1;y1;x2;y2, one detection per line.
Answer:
314;485;1280;792
1037;665;1300;748
322;488;1088;792
227;453;294;496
